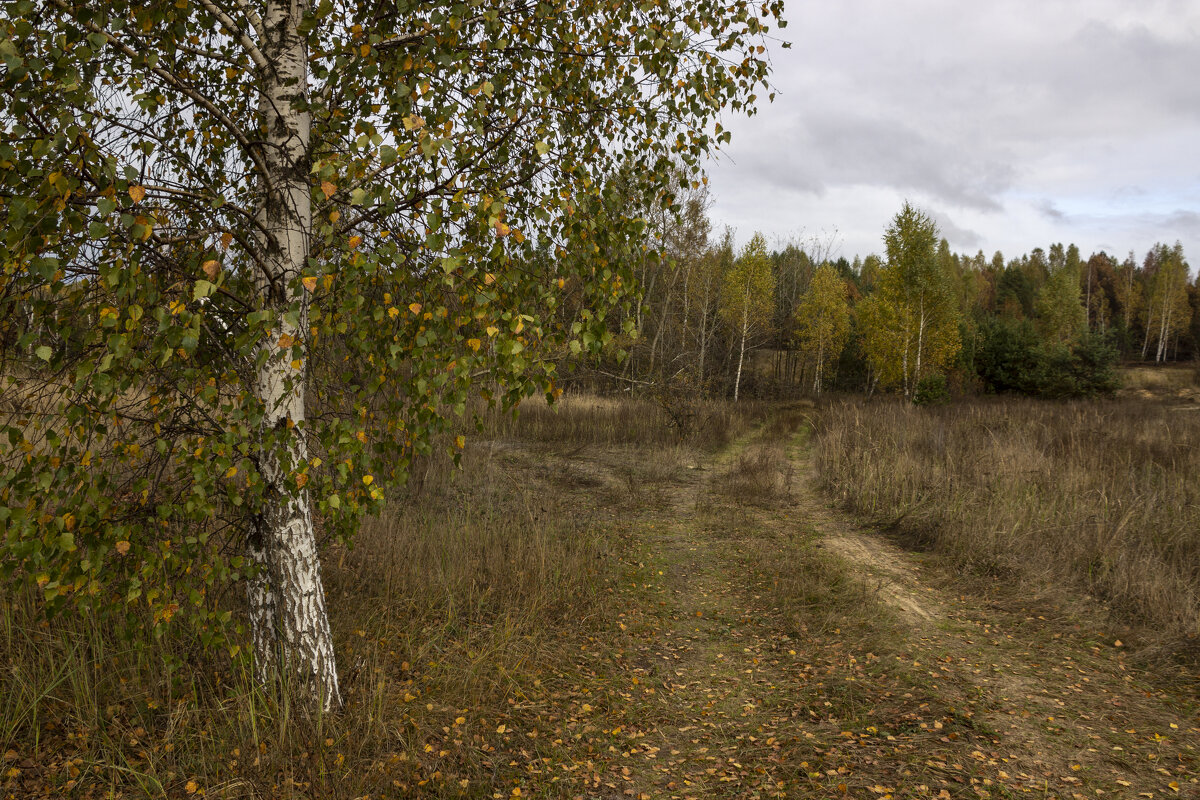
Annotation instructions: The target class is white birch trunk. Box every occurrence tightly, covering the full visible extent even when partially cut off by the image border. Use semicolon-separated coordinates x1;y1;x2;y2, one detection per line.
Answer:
248;0;342;712
914;300;926;400
733;297;748;402
1157;297;1170;363
812;340;823;396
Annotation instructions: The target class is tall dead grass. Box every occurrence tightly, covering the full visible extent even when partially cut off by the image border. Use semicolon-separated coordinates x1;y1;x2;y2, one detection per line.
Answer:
0;390;762;798
0;437;615;797
488;391;770;449
816;398;1200;641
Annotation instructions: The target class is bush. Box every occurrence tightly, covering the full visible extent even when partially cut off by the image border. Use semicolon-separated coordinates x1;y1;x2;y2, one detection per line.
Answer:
913;373;950;405
975;317;1119;398
975;317;1043;394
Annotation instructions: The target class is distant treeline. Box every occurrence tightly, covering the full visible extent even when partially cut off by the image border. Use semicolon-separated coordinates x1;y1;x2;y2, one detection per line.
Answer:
574;183;1194;401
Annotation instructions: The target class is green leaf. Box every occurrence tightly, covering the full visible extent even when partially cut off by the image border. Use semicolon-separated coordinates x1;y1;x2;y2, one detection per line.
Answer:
35;345;52;362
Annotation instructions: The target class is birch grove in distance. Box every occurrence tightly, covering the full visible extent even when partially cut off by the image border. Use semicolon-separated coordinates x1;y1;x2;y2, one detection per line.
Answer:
0;0;785;708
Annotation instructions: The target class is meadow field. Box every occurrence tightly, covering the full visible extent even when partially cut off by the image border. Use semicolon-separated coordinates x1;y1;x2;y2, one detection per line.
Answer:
2;391;1198;799
816;396;1200;647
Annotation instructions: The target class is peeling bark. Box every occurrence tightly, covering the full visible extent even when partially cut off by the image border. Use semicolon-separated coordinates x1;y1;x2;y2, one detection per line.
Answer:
246;0;342;712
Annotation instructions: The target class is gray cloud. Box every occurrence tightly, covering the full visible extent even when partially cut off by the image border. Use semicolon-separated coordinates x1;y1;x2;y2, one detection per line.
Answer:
930;211;984;250
706;0;1200;261
1038;200;1067;221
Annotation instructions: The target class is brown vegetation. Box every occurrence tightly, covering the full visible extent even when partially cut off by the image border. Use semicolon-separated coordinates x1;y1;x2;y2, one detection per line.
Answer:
816;396;1200;645
0;394;766;798
4;394;1199;799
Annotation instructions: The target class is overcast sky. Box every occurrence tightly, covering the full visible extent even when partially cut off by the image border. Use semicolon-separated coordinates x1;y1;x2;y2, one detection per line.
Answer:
705;0;1200;266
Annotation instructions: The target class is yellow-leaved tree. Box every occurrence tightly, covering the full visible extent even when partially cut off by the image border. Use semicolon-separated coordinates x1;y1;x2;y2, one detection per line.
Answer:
860;203;961;399
794;264;850;395
720;232;775;402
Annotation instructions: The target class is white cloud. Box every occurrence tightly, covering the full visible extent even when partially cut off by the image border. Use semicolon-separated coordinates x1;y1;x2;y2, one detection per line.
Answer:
706;0;1200;263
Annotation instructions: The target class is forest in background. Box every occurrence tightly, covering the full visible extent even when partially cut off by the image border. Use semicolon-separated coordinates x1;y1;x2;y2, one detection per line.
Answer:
574;178;1197;403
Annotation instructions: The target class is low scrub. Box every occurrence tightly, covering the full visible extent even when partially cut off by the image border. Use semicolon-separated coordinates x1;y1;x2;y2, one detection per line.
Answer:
487;391;770;450
816;398;1200;641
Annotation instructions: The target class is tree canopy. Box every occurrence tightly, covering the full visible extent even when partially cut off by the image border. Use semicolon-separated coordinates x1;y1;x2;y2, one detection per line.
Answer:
0;0;785;706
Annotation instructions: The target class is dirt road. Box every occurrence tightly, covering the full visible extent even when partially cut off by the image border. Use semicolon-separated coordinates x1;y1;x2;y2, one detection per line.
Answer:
504;419;1199;799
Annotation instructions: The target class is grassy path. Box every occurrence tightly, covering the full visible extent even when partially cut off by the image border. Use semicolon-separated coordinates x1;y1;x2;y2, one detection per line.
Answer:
502;414;1199;799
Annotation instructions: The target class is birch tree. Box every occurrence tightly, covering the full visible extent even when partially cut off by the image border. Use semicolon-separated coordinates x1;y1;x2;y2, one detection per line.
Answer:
861;203;960;399
719;232;774;402
0;0;783;709
1141;242;1191;362
1035;243;1087;346
794;263;850;396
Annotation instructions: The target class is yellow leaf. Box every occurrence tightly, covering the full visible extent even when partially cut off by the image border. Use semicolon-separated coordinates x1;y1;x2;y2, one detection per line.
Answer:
486;325;499;337
496;724;507;734
455;435;465;449
467;338;481;351
362;474;374;486
494;221;511;237
360;43;370;57
225;466;237;478
484;273;496;285
201;259;220;280
129;185;146;204
408;302;422;315
388;306;399;319
321;180;336;198
348;235;362;250
295;472;308;488
115;541;130;555
302;276;318;292
185;780;198;795
220;231;233;249
1168;782;1180;792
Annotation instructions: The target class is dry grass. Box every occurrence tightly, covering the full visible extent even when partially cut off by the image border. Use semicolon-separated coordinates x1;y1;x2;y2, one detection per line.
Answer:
707;408;880;638
487;391;771;450
0;391;764;799
816;397;1200;646
1119;364;1199;392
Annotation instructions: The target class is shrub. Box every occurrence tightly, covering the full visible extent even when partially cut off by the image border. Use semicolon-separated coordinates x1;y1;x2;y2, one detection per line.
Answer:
913;373;950;405
975;317;1119;398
